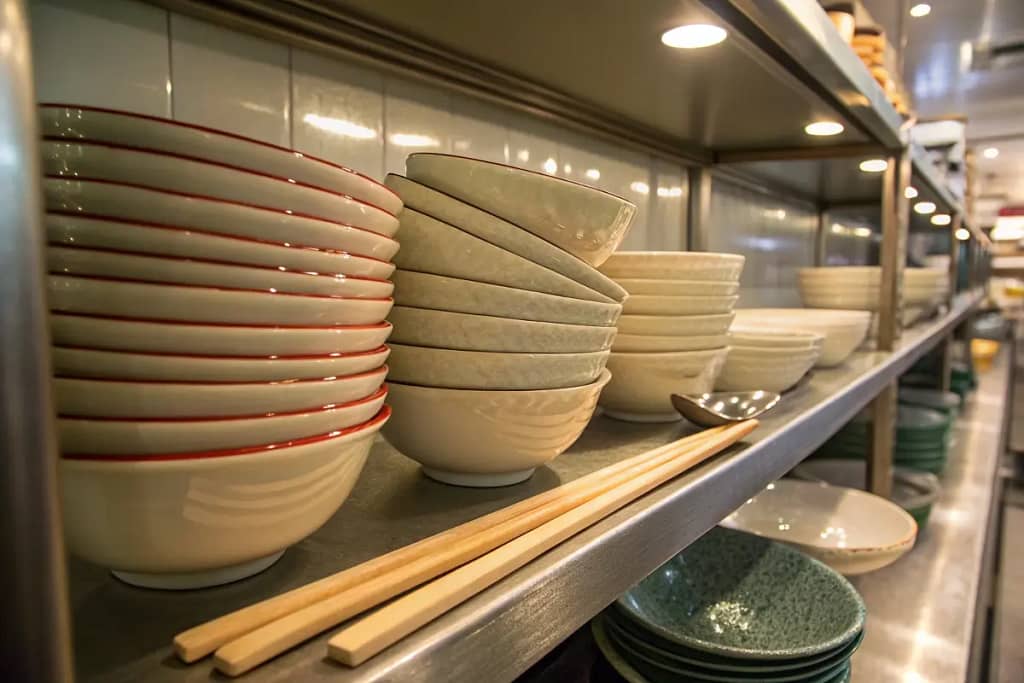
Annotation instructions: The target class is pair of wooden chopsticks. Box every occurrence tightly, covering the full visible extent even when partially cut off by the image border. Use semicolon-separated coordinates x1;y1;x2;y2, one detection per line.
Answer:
174;420;756;675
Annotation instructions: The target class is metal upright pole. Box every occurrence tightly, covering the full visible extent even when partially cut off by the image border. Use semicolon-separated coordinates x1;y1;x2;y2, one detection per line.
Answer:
687;166;713;252
0;1;74;680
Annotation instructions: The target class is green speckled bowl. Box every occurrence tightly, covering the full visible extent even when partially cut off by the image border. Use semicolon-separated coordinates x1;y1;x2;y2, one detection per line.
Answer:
615;528;865;660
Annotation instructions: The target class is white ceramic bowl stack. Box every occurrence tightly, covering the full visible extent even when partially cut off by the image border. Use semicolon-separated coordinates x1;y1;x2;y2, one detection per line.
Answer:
798;266;949;325
716;327;824;393
595;251;744;422
379;155;635;487
732;308;872;367
40;104;401;589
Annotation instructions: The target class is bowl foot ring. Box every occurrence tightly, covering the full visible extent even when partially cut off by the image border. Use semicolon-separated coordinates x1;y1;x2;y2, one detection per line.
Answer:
422;466;536;488
111;550;285;590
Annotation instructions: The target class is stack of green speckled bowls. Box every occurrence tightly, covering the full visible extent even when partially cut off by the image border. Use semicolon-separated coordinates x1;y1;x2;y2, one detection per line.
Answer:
592;528;865;683
817;404;953;475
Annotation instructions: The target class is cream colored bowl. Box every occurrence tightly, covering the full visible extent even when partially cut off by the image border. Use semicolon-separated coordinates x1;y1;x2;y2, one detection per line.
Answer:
388;343;609;390
732;308;870;367
728;328;824;350
406;153;636;267
47;213;395;280
50;314;392;356
613;278;739;296
45;178;400;260
387;306;615;353
616;312;734;337
59;407;389;589
383;370;610;487
611;333;728;353
599;251;745;281
42;140;400;236
55;365;388;418
40;104;403;214
393;270;621;326
600;348;729;422
59;386;388;455
622;293;739;316
48;275;393;326
715;348;819;393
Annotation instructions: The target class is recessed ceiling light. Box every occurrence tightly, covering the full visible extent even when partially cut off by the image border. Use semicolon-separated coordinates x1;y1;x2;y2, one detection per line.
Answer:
804;121;844;136
910;4;931;17
913;201;937;215
585;168;601;181
983;147;999;159
542;158;557;174
930;214;951;226
859;159;888;173
630;181;650;195
661;24;727;49
955;228;970;241
905;186;919;199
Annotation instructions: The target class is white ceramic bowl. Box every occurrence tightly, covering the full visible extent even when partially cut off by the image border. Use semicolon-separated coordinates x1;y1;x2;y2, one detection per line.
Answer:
392;270;621;326
721;479;917;575
45;178;400;260
387;306;615;353
387;343;609;390
42;140;400;236
621;293;739;316
600;348;729;422
52;345;390;382
48;275;393;326
599;251;745;281
47;213;395;280
40;104;403;214
394;208;609;303
385;174;626;301
728;328;824;350
732;308;870;367
798;266;946;285
59;406;389;589
55;365;388;418
715;349;819;393
50;314;392;356
48;245;394;298
59;385;388;455
613;278;739;296
406;153;636;267
616;312;734;337
611;333;728;353
383;370;610;487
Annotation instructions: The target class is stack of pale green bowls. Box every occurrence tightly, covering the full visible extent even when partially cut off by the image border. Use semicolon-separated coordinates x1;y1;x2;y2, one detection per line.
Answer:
592;528;865;683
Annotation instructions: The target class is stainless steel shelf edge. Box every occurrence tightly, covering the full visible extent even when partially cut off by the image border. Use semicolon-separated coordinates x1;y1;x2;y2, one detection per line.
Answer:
909;143;963;216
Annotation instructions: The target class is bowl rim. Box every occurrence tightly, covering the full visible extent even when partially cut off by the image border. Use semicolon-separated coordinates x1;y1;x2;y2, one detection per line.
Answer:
50;311;393;331
53;343;389;362
600;250;745;262
387;368;612;396
54;363;388;386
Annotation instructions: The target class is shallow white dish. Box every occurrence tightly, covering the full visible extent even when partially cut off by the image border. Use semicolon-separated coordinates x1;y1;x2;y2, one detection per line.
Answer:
599;251;745;281
621;293;739;316
386;174;626;301
55;365;388;418
50;314;392;356
600;348;729;422
40;104;403;214
616;312;734;337
612;278;738;297
59;407;389;589
406;153;635;267
42;140;399;237
392;270;621;326
715;349;819;393
45;178;400;260
46;213;395;280
611;333;728;353
59;386;388;455
721;479;917;576
384;370;610;487
48;274;393;326
387;343;609;390
387;306;615;353
732;308;870;367
52;345;389;382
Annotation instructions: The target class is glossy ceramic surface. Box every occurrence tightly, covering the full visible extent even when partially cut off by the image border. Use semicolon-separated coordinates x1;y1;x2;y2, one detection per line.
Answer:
622;293;739;316
613;278;739;297
671;391;781;427
383;370;610;487
731;309;870;367
601;348;729;422
612;333;729;353
616;312;735;337
406;153;636;267
599;251;745;281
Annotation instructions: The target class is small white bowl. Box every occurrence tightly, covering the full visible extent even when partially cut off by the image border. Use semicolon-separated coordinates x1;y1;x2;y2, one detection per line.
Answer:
42;140;400;236
621;293;739;316
616;312;734;337
732;308;870;367
50;314;392;356
387;342;609;390
59;386;388;455
406;153;636;267
611;333;728;353
394;208;610;303
393;270;621;326
715;350;819;393
45;178;400;260
40;104;403;214
600;348;730;422
47;213;395;280
52;345;390;382
387;306;615;353
48;245;394;298
599;251;745;281
59;406;389;589
48;275;393;326
383;370;610;487
55;365;388;418
613;278;739;296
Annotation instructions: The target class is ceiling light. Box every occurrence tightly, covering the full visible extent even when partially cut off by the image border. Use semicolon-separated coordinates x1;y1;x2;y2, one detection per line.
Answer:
585;168;601;180
930;214;951;226
955;228;970;241
909;4;931;18
563;163;572;174
542;158;557;174
992;215;1024;241
853;227;873;237
804;121;844;136
905;186;918;199
859;158;888;173
657;186;684;198
630;181;650;195
389;133;439;148
516;149;530;162
983;147;999;159
661;24;727;49
302;114;376;139
913;201;937;215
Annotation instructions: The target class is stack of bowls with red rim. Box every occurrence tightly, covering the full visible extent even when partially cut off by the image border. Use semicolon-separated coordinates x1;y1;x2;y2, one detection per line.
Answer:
39;104;399;589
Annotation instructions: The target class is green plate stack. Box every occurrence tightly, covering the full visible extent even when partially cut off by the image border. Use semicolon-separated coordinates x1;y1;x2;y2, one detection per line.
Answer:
898;387;961;418
593;528;864;683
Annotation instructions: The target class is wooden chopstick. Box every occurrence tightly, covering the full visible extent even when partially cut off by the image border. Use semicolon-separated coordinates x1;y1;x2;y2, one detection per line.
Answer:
327;419;757;667
175;426;723;665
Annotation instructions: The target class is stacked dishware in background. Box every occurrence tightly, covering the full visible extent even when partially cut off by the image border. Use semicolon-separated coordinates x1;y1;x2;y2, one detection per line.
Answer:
716;327;823;393
595;251;743;422
732;308;871;367
41;104;399;588
379;154;633;487
593;528;865;683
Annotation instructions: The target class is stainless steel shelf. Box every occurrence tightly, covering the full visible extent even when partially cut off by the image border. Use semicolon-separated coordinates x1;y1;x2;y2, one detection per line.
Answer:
69;291;982;683
909;143;963;217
